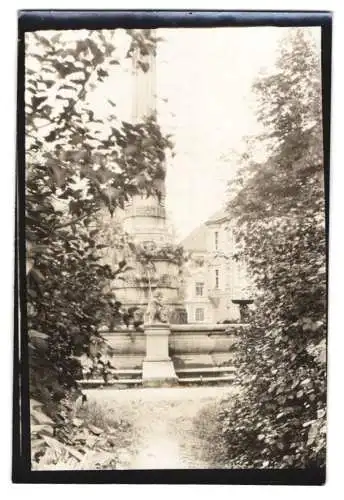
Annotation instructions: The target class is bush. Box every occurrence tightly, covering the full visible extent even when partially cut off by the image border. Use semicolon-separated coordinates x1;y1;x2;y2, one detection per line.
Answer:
32;399;133;470
210;29;326;468
25;29;173;465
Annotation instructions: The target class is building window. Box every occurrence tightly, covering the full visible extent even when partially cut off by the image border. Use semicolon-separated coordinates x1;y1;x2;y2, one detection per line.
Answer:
195;282;204;297
215;269;219;289
195;308;204;322
215;231;219;251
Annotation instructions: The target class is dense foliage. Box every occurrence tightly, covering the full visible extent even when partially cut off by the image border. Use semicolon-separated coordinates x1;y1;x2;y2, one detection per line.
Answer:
25;29;172;465
213;29;326;468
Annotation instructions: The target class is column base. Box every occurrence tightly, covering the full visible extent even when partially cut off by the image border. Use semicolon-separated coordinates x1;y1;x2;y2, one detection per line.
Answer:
142;359;178;387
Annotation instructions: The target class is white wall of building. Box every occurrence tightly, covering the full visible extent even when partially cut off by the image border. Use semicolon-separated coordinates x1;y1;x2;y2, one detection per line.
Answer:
183;217;251;324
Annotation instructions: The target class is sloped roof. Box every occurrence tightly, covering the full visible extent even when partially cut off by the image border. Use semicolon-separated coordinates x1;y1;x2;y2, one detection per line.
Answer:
181;224;207;252
205;207;229;225
181;207;229;252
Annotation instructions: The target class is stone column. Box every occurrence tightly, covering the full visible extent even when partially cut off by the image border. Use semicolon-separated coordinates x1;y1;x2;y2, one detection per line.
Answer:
142;323;178;387
132;39;156;124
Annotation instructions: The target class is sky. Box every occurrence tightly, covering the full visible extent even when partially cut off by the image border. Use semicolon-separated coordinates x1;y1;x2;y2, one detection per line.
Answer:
157;27;284;239
89;26;312;239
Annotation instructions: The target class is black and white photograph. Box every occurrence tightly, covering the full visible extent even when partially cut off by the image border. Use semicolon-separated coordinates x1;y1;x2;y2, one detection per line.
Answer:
15;11;330;483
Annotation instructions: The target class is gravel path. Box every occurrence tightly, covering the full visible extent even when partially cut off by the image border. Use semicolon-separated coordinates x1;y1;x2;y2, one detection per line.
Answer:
85;386;235;469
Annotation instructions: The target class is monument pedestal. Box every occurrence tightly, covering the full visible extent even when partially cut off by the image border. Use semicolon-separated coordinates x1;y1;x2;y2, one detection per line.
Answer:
142;323;178;387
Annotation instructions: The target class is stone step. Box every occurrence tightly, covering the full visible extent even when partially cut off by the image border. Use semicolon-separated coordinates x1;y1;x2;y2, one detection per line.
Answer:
79;374;235;388
114;369;142;374
178;375;235;384
113;369;143;378
79;378;142;387
176;366;235;374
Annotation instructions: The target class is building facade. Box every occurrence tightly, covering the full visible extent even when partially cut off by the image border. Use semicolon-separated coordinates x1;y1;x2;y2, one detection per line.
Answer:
181;209;252;324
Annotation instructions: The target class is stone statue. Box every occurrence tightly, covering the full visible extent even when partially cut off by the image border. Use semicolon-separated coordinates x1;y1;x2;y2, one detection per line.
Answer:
144;291;169;324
